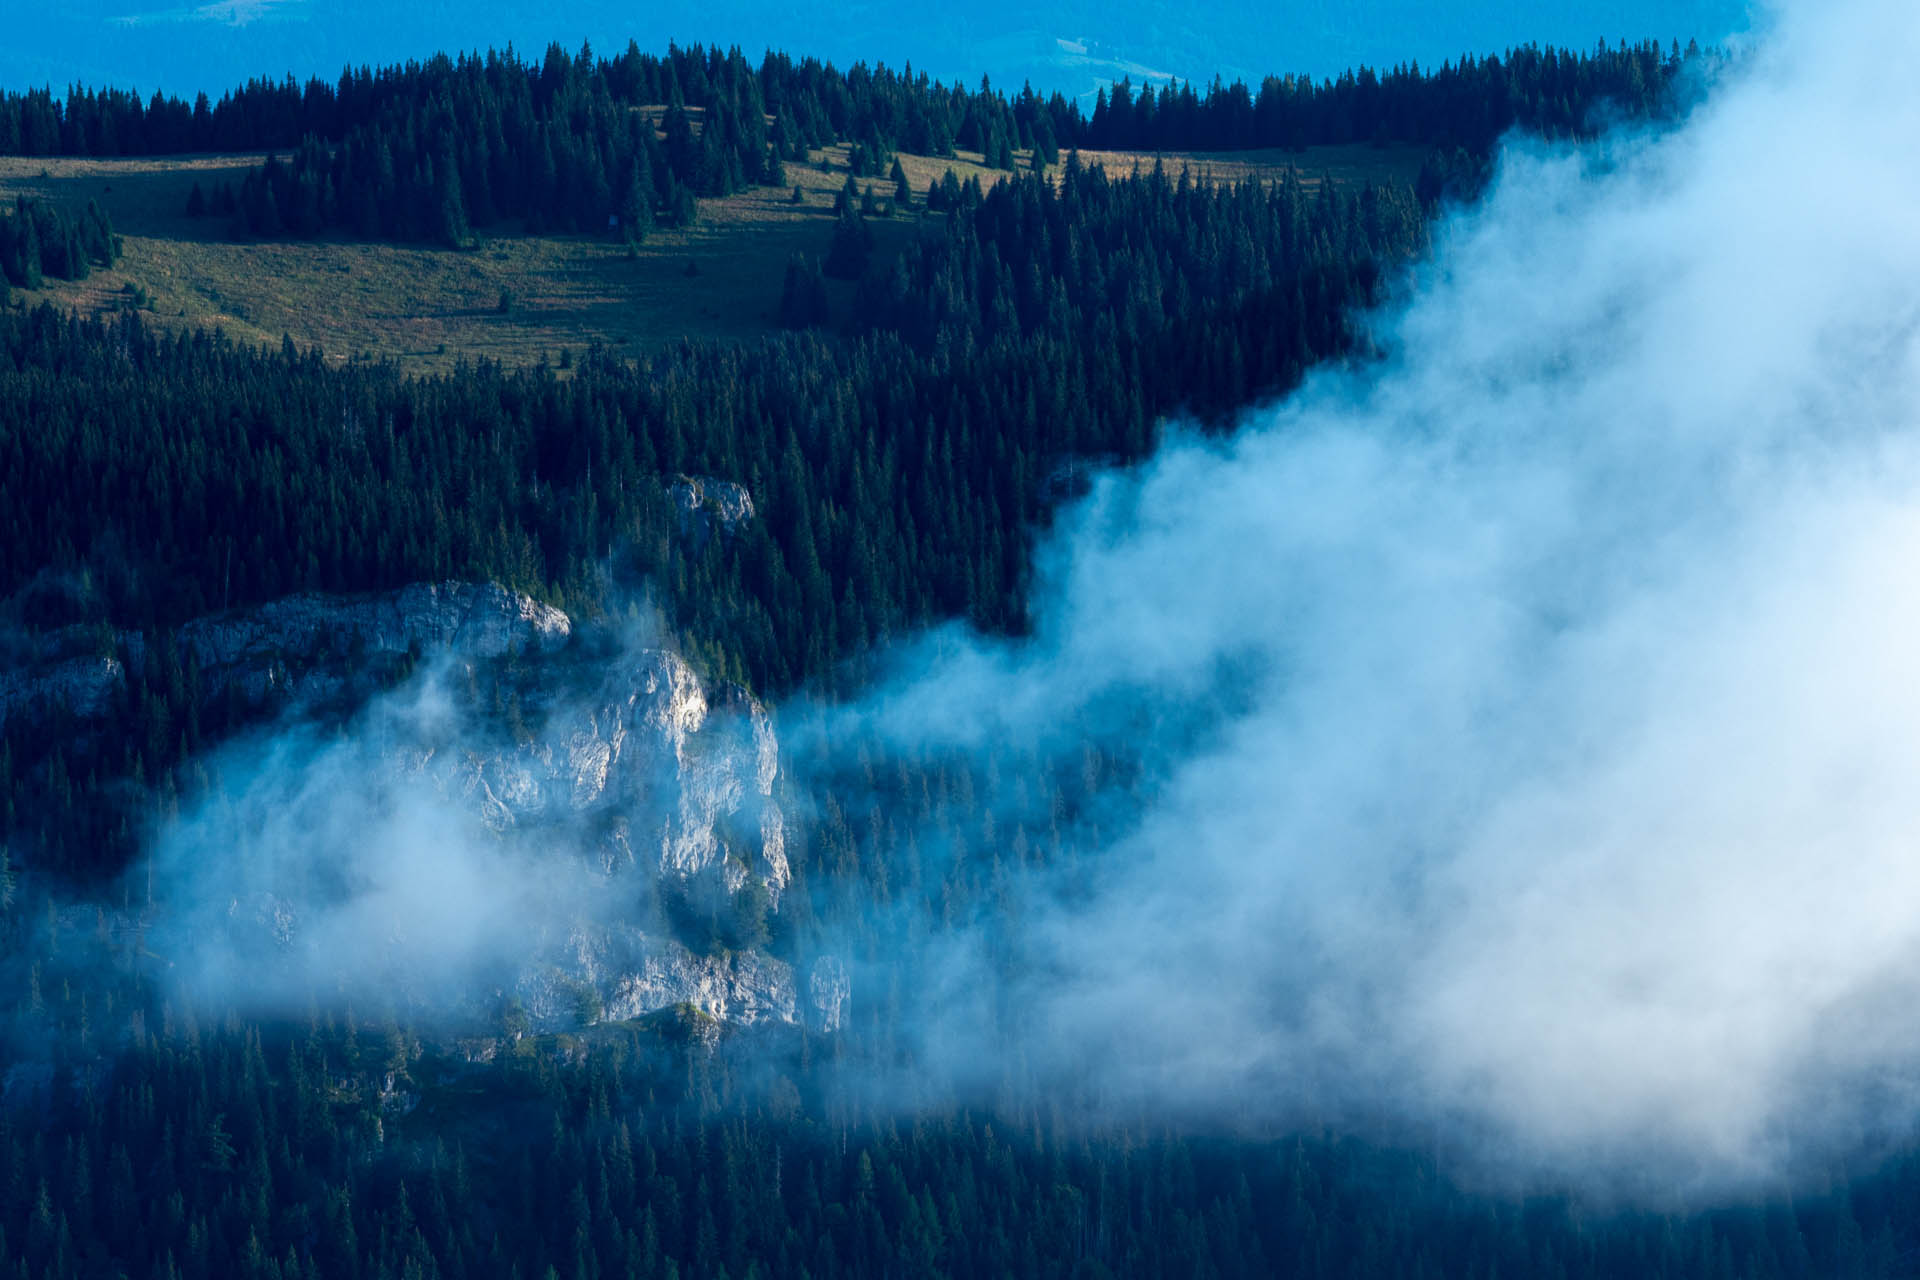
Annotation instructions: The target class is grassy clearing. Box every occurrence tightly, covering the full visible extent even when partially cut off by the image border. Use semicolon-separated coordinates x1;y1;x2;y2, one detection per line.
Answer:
0;150;850;373
0;140;1422;374
1064;142;1425;190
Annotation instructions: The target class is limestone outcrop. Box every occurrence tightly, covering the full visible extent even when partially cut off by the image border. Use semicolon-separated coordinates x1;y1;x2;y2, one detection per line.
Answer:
6;581;838;1036
667;475;756;547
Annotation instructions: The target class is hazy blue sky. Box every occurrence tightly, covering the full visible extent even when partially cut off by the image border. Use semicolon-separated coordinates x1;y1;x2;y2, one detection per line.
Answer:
4;1;1754;103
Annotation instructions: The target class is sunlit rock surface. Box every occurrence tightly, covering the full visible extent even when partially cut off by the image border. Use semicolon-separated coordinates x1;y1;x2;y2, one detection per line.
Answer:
7;581;835;1037
667;474;756;547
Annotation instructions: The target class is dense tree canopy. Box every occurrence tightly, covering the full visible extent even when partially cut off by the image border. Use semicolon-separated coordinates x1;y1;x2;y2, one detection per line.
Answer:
4;39;1703;244
3;33;1899;1280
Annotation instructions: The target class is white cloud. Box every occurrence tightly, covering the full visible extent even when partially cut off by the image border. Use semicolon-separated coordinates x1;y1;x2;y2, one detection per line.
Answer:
810;0;1920;1196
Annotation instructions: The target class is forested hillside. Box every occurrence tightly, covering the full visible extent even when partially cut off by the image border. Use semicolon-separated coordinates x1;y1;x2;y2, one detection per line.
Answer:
0;38;1699;246
7;31;1906;1280
0;158;1422;884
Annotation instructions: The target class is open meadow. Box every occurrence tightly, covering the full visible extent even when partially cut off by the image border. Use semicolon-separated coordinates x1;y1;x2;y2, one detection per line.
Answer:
0;139;1423;373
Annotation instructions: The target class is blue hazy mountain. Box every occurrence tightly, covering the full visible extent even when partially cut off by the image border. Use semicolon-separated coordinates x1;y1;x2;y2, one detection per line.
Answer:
7;1;1751;102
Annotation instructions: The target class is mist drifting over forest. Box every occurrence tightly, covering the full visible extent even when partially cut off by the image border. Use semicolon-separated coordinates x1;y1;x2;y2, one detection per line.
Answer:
106;0;1920;1211
775;0;1920;1195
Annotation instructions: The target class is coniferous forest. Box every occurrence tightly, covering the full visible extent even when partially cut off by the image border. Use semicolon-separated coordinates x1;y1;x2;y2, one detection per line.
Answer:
7;29;1920;1280
2;40;1697;244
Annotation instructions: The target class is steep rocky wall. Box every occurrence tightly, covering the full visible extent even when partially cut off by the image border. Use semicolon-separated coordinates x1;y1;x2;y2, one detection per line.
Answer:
8;581;839;1036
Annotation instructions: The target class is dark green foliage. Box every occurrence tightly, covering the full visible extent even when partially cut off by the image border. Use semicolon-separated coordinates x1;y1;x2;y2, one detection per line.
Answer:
1417;145;1498;207
823;205;873;278
0;41;1700;252
1080;39;1705;154
210;46;766;242
925;168;964;213
0;197;117;286
665;177;699;228
1031;110;1060;167
2;996;1920;1280
432;144;471;247
847;136;892;178
619;159;655;243
777;253;830;328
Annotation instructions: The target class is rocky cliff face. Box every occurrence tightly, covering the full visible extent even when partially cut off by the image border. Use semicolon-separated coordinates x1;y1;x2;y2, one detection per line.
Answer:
9;581;840;1036
387;643;790;905
368;631;821;1031
668;475;756;548
526;936;848;1032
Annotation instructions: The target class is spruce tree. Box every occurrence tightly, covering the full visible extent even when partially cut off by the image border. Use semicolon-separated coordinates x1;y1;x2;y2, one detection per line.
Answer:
777;254;829;328
670;181;698;227
19;212;41;287
619;164;653;243
822;205;872;278
433;151;470;248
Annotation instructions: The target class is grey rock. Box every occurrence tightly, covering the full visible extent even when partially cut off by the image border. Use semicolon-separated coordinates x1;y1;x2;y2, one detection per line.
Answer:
599;943;799;1027
808;956;851;1033
13;581;840;1038
390;645;790;903
668;475;756;546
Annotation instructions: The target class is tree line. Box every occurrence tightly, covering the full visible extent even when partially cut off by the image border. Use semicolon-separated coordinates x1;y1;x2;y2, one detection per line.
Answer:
1082;38;1706;154
0;39;1704;247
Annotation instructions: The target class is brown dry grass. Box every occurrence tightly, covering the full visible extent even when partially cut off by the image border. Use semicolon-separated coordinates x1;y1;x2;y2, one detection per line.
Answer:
1065;143;1426;191
0;140;1421;375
